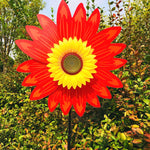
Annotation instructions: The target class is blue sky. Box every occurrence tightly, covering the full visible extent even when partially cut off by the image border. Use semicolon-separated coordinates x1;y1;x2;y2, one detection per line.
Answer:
40;0;109;21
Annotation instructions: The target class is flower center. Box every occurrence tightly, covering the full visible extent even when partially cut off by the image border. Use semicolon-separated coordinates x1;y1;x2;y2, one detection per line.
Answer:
47;37;97;89
61;53;83;75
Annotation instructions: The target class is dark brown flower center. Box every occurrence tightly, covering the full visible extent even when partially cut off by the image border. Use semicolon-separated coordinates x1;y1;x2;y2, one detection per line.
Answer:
61;53;83;75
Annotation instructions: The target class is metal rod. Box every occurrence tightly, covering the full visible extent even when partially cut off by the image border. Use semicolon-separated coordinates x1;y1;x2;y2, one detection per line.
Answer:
67;109;72;150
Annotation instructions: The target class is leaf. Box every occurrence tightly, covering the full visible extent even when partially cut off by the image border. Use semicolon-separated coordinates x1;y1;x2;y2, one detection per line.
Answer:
132;139;142;144
136;128;144;135
144;133;150;139
111;7;116;11
86;5;90;10
145;77;150;82
127;104;134;108
72;124;78;133
145;55;150;62
143;99;150;105
109;1;114;5
132;125;139;128
137;78;141;82
144;138;150;143
120;132;126;140
144;90;150;94
145;113;150;119
132;125;144;135
129;115;139;121
19;135;24;141
146;121;150;127
75;144;81;147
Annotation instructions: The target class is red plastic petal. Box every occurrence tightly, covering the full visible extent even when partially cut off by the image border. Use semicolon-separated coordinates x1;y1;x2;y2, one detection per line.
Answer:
15;40;48;63
82;8;100;41
17;60;33;72
92;79;112;99
94;43;126;58
37;14;59;43
72;88;86;117
86;87;101;107
30;79;57;100
26;25;56;49
60;88;72;115
95;70;123;88
71;3;86;39
26;60;47;73
57;0;72;39
17;59;46;73
48;89;61;112
22;74;37;86
99;58;127;70
22;69;50;86
88;26;121;47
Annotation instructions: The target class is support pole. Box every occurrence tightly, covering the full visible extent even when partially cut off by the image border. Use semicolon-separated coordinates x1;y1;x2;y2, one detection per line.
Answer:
67;109;72;150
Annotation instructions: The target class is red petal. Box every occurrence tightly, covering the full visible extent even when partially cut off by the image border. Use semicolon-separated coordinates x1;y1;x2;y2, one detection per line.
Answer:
17;59;46;73
26;25;56;49
71;88;86;117
27;60;47;73
22;69;50;86
92;79;112;99
37;14;58;43
30;79;57;100
17;60;33;72
86;87;101;107
48;89;61;112
98;58;127;70
57;0;72;39
94;43;126;58
83;8;100;41
71;3;86;39
60;88;72;115
95;70;123;88
15;40;48;63
22;74;37;86
88;26;121;47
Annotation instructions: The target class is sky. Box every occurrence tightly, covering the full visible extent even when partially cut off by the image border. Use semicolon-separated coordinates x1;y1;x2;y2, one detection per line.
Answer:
39;0;109;21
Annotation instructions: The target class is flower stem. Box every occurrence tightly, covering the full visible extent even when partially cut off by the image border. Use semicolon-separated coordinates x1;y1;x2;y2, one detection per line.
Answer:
68;108;72;150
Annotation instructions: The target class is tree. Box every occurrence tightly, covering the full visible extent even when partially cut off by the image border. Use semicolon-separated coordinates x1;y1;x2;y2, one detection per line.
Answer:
0;0;45;73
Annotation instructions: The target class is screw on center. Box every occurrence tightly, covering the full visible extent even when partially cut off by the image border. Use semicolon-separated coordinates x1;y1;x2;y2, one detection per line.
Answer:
61;53;83;75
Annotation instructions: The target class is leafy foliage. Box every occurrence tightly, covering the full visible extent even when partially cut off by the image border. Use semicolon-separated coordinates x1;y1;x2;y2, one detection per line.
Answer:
0;0;45;73
0;0;150;149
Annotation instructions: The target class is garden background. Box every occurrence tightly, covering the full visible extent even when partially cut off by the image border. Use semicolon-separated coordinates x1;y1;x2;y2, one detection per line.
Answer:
0;0;150;149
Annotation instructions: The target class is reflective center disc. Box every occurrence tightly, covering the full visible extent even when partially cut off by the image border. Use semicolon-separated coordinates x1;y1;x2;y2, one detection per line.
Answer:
61;53;82;75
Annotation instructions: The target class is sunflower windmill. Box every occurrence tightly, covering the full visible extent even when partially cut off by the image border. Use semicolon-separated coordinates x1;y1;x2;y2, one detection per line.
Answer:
16;0;127;149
